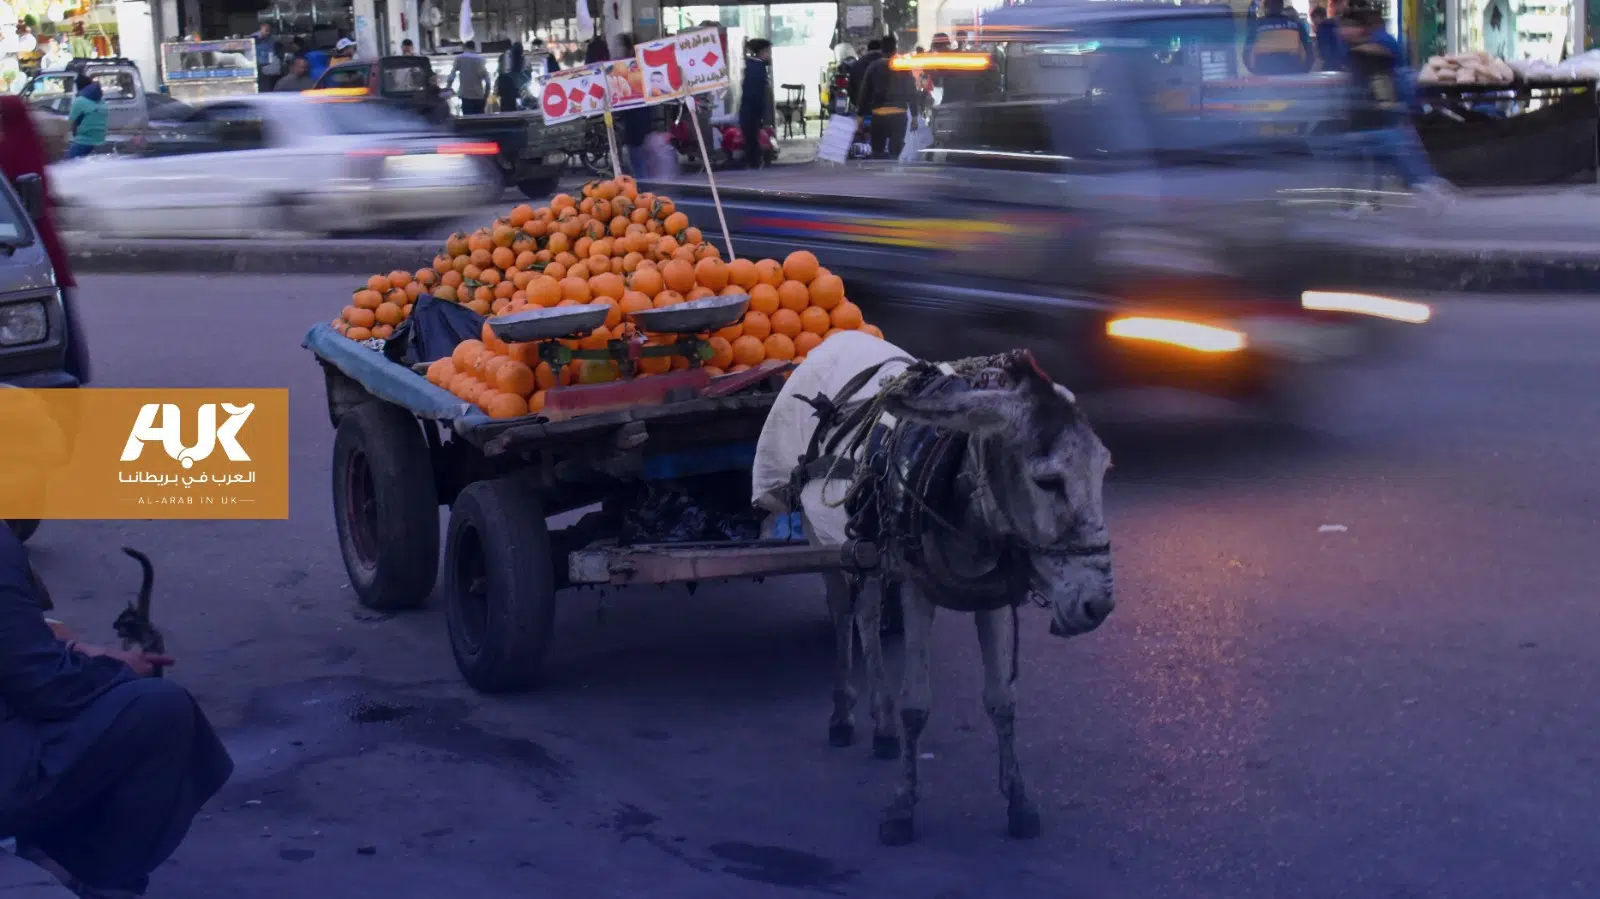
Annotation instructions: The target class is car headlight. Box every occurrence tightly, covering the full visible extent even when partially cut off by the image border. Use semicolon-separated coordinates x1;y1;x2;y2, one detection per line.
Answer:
0;300;48;346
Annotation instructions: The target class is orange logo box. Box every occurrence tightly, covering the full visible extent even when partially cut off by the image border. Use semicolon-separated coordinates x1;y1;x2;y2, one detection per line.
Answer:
0;388;289;520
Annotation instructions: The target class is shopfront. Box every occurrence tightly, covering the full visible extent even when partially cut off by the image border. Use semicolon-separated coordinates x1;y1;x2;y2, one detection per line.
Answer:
662;0;838;115
1449;0;1581;60
1;0;123;93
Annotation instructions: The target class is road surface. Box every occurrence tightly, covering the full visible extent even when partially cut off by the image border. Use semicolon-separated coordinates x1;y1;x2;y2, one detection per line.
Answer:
27;277;1597;899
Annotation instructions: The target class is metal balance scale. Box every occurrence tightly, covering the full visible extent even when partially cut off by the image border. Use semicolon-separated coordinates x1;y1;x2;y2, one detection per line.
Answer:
487;294;754;420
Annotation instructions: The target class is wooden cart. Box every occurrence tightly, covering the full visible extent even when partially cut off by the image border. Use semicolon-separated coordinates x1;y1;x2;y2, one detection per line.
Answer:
304;322;878;693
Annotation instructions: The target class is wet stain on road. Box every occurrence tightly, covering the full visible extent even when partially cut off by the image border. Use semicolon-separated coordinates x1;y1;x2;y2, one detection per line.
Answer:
708;842;857;893
277;848;315;862
347;700;413;724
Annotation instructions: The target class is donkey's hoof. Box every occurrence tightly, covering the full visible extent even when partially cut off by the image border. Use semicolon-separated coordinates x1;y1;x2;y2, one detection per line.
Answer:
827;721;856;748
878;815;916;847
1007;805;1042;840
871;734;901;760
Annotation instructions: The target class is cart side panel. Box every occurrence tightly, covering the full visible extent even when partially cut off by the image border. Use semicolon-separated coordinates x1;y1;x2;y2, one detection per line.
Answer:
304;323;491;427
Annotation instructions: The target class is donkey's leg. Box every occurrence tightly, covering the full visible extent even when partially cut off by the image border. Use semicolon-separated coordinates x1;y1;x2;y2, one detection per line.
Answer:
976;606;1040;839
822;570;859;747
880;585;936;846
854;579;899;760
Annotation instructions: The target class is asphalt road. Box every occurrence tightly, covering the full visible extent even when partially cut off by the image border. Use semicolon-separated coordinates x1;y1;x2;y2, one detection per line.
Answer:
28;278;1598;899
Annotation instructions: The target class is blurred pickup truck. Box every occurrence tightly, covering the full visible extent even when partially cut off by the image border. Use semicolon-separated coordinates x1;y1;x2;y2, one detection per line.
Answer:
20;57;192;159
311;55;578;199
657;2;1427;415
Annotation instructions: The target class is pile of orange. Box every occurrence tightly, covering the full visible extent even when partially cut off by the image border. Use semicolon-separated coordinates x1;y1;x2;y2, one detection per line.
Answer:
336;176;884;419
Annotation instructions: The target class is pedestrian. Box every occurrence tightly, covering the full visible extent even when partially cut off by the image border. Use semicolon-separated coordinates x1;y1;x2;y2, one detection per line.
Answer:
848;38;882;112
740;38;772;169
584;34;610;65
1314;0;1347;70
274;55;315;92
617;34;656;177
400;37;416;56
1245;0;1314;75
333;36;357;62
0;96;88;383
63;72;106;161
496;44;525;112
0;524;234;899
449;40;490;115
1337;0;1454;208
532;37;560;75
252;21;282;93
856;35;920;159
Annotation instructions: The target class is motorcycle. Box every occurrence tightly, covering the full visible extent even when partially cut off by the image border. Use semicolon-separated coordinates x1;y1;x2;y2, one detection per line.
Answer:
668;102;777;170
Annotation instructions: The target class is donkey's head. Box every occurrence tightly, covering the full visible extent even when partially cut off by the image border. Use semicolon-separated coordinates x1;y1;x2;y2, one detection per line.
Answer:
885;351;1114;637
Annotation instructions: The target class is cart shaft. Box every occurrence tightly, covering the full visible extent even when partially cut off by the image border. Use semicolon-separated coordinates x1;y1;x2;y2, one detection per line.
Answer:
569;540;879;586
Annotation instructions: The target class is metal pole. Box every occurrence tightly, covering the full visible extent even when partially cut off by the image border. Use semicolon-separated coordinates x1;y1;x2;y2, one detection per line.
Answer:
600;67;623;178
683;97;735;259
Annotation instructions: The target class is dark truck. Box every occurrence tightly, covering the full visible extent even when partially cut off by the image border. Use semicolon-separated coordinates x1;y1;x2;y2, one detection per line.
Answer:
312;55;577;198
656;2;1425;413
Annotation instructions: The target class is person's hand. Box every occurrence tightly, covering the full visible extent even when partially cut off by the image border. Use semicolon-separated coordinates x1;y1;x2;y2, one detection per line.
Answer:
107;648;174;677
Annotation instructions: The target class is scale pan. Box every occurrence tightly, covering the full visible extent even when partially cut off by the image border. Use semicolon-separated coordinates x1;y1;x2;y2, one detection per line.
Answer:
488;305;610;343
627;293;750;334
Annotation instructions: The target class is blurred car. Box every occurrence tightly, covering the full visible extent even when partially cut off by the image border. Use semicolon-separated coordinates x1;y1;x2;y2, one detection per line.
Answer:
48;93;503;238
310;55;445;122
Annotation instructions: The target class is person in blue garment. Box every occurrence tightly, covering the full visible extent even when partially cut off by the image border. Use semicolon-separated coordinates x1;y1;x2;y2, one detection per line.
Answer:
1313;2;1347;70
740;38;773;169
1244;0;1314;75
0;521;233;898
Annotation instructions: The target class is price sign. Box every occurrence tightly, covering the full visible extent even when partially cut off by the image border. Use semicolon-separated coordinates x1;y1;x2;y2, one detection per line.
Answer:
538;66;608;125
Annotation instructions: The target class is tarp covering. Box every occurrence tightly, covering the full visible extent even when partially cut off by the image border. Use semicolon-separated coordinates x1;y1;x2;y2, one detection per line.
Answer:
303;322;491;428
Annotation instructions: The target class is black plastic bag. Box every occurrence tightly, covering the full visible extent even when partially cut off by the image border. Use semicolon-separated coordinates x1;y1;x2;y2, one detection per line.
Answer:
382;293;486;367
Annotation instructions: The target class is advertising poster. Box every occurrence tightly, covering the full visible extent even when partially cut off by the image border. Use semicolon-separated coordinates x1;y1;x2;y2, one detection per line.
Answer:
537;66;608;125
604;58;647;111
636;27;731;102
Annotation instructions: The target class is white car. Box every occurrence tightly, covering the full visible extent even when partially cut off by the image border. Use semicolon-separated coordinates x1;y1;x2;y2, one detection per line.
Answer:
50;93;504;238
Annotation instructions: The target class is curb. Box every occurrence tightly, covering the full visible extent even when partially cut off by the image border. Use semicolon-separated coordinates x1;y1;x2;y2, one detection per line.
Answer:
65;237;1600;294
66;238;437;276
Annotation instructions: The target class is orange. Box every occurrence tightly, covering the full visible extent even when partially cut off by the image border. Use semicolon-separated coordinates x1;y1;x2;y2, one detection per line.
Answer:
592;297;623;329
683;226;704;245
783;250;820;283
830;301;864;330
653;290;685;308
551;192;576;210
742;310;772;340
619;291;653;317
861;323;884;339
685;286;716;302
494;280;517;300
529;390;548;414
453;254;472;273
707;336;734;369
405;281;425;302
763;333;796;361
526;275;562;307
574;236;593;259
493;224;517;247
433;254;453;275
508;204;535;227
655;234;680;258
426;358;456;386
470;247;493;268
694;258;729;291
663;211;690;235
468;231;494;252
346;326;373;341
462;264;484;283
800;306;831;335
491;247;514;269
727;258;759;290
651;196;676;219
451;339;485;370
371;324;392;340
777;280;811;312
704;365;726;377
769;308;803;338
808;274;845;310
440;270;463;288
794;331;823;356
590;272;627;301
754;258;785;287
590;237;614;258
445;233;470;257
720;284;747;296
534;362;558;390
480;322;506;353
560;277;592;303
474;285;495;306
543;261;567;281
748;283;781;314
375;302;404;326
713;322;743;342
465;298;491;315
486;392;529;419
546;231;571;255
728;363;751;374
731;335;766;366
366;274;390;292
478;268;502;286
387;270;411;289
629;266;664;297
579;325;613;351
567;261;593;282
661;259;696;293
479;354;508;381
433;284;459;303
344;306;376;329
352;289;382;310
415;268;438;287
514;250;537;271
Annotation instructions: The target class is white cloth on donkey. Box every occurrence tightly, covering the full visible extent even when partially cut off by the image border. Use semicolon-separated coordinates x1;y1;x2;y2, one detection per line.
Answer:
751;332;915;545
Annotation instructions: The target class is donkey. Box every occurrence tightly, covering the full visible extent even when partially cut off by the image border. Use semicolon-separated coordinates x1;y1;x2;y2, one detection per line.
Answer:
752;332;1115;845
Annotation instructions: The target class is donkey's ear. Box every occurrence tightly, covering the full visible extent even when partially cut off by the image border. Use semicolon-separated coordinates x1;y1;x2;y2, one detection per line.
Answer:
885;377;1033;435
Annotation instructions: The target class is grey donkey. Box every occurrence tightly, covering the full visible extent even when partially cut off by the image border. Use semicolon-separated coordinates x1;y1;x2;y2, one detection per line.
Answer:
755;332;1116;845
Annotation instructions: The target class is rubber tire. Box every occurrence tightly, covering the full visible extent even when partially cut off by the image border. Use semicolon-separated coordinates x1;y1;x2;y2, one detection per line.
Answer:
443;478;557;693
7;519;39;543
331;402;440;611
517;175;560;200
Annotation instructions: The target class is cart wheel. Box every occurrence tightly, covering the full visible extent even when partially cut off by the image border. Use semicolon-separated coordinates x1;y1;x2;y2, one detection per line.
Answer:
6;519;39;543
331;403;440;611
444;478;556;693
